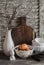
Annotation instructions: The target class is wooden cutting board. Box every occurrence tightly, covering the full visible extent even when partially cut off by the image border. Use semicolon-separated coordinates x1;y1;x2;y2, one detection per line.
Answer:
11;17;36;46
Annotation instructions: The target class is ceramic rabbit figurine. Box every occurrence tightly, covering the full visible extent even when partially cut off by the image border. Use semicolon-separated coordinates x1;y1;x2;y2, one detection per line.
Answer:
3;29;15;61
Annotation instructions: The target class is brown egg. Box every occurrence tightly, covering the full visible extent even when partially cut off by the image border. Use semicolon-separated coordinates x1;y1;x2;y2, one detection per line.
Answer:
21;43;28;50
18;45;22;50
26;47;30;51
18;43;31;51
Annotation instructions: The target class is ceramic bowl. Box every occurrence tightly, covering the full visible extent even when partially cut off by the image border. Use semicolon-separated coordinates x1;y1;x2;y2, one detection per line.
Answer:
14;45;34;58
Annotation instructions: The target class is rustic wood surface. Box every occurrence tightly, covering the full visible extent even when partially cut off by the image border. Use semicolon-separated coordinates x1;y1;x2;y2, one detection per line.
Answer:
0;51;44;65
0;59;44;65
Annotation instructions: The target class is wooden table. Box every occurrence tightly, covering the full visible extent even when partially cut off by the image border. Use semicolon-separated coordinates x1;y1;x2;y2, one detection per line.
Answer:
0;51;44;65
0;60;44;65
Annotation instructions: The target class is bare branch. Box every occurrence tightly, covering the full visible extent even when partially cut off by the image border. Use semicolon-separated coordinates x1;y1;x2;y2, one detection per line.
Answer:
8;4;21;29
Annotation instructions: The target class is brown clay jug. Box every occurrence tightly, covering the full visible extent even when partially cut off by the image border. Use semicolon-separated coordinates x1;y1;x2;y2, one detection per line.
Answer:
11;17;36;46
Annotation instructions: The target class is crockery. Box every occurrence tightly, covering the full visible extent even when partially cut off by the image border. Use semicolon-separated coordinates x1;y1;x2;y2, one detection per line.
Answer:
15;45;34;58
32;38;44;52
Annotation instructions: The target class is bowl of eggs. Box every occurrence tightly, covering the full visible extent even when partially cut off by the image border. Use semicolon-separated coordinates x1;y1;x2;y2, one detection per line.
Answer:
14;43;34;58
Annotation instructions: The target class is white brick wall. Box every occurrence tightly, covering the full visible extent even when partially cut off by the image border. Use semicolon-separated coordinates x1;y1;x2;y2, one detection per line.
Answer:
40;0;44;38
0;0;39;50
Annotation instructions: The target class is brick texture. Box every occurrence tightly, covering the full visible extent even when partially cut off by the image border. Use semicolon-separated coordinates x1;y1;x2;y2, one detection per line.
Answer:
40;0;44;38
0;0;39;50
